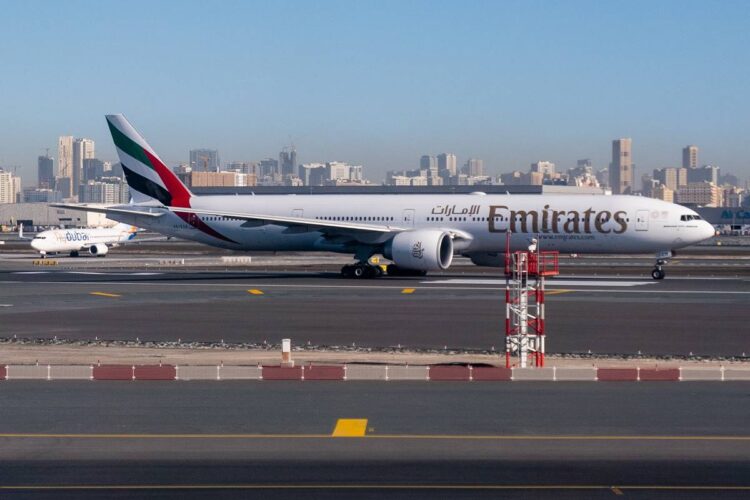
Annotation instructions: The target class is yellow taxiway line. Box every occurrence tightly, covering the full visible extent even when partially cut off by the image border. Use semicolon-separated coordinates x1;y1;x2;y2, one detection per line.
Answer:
89;292;121;298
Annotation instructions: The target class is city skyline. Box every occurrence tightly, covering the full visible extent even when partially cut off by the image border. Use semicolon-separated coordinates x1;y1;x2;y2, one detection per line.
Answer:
1;1;750;185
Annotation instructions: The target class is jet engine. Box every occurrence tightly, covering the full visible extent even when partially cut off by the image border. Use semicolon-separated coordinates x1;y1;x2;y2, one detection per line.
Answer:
88;244;109;256
385;230;453;271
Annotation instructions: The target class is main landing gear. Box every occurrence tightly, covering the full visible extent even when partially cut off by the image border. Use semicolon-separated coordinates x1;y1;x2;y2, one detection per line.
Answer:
651;250;672;280
341;263;383;279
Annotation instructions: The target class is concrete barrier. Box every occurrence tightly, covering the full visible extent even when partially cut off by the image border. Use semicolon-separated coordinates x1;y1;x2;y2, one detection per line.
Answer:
471;367;512;381
596;368;638;381
7;365;49;380
93;365;133;380
429;365;471;381
723;369;750;381
386;365;429;381
303;365;345;380
219;366;262;380
679;367;723;381
639;368;680;381
176;365;219;380
554;367;597;381
262;366;303;380
512;367;555;381
344;365;387;381
134;365;176;381
49;365;92;380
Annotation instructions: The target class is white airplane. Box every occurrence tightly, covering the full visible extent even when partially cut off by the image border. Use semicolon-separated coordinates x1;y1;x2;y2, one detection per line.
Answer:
20;222;139;258
54;114;716;279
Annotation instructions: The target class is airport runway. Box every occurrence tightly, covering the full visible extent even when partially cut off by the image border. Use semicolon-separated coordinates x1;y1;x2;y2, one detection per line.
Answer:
0;268;748;357
0;382;748;499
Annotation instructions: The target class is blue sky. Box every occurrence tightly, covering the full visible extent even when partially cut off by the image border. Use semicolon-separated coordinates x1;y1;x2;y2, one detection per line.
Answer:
1;0;749;184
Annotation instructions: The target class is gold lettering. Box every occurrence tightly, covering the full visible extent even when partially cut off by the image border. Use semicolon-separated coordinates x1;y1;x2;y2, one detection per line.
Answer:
595;211;612;234
510;210;538;233
612;210;627;234
488;205;508;233
564;211;580;233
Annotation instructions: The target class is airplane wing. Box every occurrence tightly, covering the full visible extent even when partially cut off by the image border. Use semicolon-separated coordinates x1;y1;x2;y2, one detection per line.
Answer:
49;203;166;218
166;206;407;234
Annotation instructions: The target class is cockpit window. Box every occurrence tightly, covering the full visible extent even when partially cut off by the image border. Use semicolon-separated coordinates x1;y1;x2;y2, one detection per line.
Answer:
33;236;46;240
680;214;702;221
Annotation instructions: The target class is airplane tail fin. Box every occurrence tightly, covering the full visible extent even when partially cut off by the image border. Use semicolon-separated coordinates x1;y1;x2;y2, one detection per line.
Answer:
106;114;193;207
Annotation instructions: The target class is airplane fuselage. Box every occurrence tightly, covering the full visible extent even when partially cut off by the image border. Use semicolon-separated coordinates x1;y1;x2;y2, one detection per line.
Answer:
107;193;715;256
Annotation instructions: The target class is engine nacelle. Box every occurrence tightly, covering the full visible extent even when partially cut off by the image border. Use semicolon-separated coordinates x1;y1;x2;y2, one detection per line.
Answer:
385;230;453;271
88;243;109;256
467;252;506;268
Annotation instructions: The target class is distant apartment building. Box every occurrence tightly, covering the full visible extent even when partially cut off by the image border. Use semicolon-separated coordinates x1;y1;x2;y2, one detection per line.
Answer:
57;136;74;197
682;145;699;170
189;149;220;172
464;158;485;177
687;164;720;185
279;148;297;177
0;168;22;203
609;138;633;194
653;167;687;191
567;160;600;188
420;155;438;178
437;153;457;179
187;171;256;188
37;155;54;189
723;187;745;208
651;184;674;203
72;138;95;193
677;182;722;207
79;178;130;204
82;158;105;183
23;188;62;203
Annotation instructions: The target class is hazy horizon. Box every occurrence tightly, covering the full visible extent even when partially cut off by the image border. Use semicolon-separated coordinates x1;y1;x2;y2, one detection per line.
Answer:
1;0;749;185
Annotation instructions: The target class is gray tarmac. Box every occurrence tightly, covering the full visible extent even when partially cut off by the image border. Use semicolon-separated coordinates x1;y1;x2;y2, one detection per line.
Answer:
0;266;748;357
0;382;749;498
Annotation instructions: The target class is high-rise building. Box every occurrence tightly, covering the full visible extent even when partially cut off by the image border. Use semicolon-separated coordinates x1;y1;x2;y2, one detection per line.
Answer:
609;138;633;194
529;161;554;176
0;168;22;204
37;155;54;189
682;145;699;170
57;136;74;197
83;158;105;182
420;155;438;177
437;153;457;179
279;148;297;177
676;182;722;207
465;158;485;177
653;167;687;191
687;164;720;185
189;149;220;172
72;138;95;194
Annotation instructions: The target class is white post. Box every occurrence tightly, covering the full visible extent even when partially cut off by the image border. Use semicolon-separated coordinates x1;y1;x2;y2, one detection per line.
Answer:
281;338;293;367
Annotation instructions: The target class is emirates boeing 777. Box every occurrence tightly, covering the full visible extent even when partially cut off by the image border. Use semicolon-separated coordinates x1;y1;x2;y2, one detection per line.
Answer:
54;115;715;280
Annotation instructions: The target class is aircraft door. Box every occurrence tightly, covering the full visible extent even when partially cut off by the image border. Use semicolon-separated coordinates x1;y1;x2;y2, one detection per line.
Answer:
635;210;649;231
402;209;415;227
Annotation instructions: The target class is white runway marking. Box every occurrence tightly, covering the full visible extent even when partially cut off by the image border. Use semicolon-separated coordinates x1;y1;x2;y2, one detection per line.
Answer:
425;279;656;287
12;271;51;274
0;304;13;307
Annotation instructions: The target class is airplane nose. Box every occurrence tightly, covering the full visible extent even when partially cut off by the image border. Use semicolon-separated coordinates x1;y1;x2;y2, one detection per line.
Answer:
701;221;716;241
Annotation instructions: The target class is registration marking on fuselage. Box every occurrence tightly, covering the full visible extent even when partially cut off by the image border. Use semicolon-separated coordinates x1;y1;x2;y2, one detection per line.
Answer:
424;279;656;287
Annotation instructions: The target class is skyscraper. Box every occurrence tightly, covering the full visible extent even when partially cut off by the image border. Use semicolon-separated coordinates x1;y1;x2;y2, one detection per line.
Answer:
437;153;457;179
57;136;74;197
72;138;95;194
420;155;437;177
279;147;297;177
682;145;698;170
609;138;633;194
37;155;54;189
189;149;220;172
465;158;485;177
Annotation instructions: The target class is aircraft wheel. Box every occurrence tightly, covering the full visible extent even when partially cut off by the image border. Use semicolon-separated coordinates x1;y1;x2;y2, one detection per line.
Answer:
353;265;366;278
651;268;665;280
341;265;354;278
70;251;79;257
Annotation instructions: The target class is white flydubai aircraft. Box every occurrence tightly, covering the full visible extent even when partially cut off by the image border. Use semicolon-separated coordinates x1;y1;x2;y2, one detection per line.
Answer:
54;114;715;279
21;222;139;258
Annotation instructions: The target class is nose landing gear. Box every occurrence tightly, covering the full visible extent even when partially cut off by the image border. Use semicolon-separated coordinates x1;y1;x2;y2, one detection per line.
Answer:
651;250;672;280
